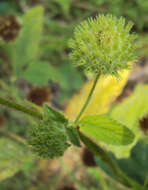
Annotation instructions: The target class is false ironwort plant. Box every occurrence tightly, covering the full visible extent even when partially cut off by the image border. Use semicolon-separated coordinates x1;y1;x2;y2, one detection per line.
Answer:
0;14;141;189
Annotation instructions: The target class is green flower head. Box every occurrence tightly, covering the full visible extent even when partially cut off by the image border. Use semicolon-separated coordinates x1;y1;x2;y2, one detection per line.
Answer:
28;119;70;159
69;14;137;76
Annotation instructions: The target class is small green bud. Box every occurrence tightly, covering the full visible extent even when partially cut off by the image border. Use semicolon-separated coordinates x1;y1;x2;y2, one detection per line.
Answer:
69;14;137;76
28;119;70;159
28;105;70;159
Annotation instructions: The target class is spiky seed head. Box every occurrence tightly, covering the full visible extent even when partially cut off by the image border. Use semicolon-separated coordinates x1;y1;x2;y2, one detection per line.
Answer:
69;14;138;76
28;119;70;159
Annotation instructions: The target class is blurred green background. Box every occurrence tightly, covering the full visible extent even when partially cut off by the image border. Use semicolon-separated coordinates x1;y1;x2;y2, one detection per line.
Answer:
0;0;148;189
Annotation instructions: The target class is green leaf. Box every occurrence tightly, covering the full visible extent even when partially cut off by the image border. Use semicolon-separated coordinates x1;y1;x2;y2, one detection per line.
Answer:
22;61;53;85
66;127;81;147
108;84;148;158
116;141;148;185
56;62;84;90
79;115;135;145
22;60;84;88
44;104;67;123
12;6;44;76
0;138;34;181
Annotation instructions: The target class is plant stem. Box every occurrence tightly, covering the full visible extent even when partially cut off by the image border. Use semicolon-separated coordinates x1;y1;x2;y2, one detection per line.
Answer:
0;96;43;120
79;131;144;190
1;129;27;145
74;73;100;124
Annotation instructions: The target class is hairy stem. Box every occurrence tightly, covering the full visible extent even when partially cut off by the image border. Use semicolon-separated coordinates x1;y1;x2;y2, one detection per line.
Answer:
0;96;43;120
79;131;144;190
74;73;100;124
1;129;27;145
